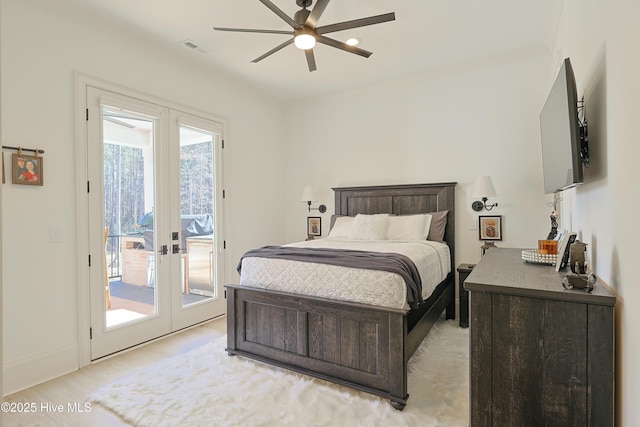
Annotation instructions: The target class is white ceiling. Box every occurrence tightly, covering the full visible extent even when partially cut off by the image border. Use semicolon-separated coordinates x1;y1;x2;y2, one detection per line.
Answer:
56;0;562;101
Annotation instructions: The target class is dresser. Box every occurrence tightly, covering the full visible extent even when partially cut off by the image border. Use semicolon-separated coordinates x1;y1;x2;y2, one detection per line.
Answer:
464;248;615;427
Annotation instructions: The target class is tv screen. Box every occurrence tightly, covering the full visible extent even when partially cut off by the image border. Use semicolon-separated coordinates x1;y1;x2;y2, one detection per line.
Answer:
539;58;584;194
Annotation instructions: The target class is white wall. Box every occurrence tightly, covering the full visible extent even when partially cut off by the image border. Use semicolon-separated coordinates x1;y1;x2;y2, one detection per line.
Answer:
552;0;640;424
283;54;554;267
0;0;4;413
1;0;286;394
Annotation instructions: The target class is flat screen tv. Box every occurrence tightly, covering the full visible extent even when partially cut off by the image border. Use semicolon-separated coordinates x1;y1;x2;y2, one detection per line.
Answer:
539;57;588;194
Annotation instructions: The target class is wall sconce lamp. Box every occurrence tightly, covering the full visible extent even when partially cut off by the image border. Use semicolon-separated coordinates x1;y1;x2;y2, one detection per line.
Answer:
471;176;498;211
301;186;327;213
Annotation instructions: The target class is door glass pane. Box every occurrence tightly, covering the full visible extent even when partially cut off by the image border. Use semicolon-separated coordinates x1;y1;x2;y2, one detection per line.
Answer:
102;108;158;328
180;125;215;307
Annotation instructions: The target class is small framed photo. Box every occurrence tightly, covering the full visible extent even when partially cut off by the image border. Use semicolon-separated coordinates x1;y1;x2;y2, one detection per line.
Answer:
556;231;577;271
307;216;321;237
12;153;43;186
479;215;502;241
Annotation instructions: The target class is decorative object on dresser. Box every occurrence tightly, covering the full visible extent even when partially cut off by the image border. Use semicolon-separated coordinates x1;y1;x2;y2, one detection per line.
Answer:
555;231;577;271
569;239;587;274
562;271;597;292
300;185;327;213
522;237;559;265
470;176;498;211
547;208;559;239
562;239;596;291
227;182;457;410
465;248;615;426
537;238;558;255
546;195;562;239
521;248;556;265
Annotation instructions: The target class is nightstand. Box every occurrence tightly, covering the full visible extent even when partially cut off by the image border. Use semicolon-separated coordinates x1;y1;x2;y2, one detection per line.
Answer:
456;263;475;327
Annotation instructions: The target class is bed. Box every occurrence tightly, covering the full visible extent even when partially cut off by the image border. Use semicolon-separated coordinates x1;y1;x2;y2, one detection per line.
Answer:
225;182;456;409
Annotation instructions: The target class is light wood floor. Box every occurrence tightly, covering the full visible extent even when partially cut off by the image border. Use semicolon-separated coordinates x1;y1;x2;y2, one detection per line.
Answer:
2;316;227;427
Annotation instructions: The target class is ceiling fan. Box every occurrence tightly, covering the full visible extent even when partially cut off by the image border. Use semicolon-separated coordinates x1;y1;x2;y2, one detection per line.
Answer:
213;0;395;72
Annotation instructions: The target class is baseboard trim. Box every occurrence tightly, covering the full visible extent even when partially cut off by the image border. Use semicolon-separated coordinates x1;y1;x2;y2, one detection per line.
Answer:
3;342;79;396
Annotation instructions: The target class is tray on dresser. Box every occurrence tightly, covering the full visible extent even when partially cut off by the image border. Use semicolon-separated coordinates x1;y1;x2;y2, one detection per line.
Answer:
521;249;557;265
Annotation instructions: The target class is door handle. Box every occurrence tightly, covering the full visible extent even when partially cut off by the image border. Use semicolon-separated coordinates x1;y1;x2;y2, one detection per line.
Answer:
158;245;168;255
172;244;187;254
209;251;214;284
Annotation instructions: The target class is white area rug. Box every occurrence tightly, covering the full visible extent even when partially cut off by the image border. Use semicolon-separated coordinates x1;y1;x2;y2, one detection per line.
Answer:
90;319;469;427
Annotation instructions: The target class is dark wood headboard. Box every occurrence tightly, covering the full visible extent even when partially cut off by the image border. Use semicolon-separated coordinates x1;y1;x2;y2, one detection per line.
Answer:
333;182;457;273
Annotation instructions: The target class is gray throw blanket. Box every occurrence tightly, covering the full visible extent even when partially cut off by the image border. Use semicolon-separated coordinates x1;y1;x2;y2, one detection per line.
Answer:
238;246;424;308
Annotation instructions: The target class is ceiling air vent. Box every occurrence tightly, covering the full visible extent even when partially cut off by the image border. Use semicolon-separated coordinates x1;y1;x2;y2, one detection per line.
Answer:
181;39;208;54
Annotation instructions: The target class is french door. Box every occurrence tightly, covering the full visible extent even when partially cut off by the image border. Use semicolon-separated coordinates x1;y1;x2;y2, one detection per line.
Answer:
86;87;225;359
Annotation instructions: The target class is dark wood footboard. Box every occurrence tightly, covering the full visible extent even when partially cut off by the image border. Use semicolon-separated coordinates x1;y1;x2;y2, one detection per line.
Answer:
225;277;454;409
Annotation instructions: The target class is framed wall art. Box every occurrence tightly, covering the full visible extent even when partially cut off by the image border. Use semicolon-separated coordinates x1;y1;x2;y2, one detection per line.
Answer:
307;216;321;237
12;153;43;186
555;231;577;271
479;215;502;241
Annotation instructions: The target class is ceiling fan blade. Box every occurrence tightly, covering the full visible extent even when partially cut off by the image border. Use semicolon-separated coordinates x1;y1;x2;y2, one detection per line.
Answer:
213;27;292;35
317;35;372;58
316;12;395;35
306;0;330;28
305;49;317;72
258;0;300;29
251;38;295;63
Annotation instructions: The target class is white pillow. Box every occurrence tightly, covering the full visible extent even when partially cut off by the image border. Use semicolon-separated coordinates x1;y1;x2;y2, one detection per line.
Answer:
349;214;390;240
327;216;355;239
386;214;432;240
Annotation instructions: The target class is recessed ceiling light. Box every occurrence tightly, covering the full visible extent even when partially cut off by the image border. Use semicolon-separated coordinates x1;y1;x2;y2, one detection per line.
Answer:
345;38;361;46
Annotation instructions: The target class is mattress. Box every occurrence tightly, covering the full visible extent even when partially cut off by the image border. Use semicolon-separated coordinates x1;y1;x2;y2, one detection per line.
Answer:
238;238;451;309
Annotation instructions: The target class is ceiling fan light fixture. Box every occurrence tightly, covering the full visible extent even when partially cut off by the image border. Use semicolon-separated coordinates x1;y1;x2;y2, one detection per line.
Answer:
294;33;316;50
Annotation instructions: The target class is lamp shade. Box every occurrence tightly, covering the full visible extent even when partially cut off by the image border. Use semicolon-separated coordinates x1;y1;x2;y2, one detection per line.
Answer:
472;176;497;198
300;186;317;202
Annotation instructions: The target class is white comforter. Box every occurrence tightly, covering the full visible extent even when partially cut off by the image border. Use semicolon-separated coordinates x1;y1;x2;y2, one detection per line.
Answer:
238;239;451;309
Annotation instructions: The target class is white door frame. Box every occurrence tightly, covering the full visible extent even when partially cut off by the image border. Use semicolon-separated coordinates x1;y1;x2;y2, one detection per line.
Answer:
74;72;227;366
